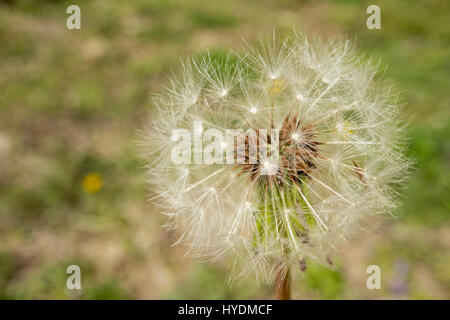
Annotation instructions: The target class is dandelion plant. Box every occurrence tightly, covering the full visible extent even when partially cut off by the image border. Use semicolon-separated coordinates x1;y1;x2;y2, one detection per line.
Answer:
143;32;409;299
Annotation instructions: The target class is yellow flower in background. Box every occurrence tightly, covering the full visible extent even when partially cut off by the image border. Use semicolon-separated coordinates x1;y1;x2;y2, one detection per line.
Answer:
82;173;103;193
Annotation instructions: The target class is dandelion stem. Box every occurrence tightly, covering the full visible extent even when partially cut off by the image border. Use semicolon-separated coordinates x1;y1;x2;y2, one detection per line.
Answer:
275;266;290;300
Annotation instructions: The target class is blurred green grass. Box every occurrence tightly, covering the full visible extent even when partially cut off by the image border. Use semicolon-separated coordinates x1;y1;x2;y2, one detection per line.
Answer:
0;0;449;299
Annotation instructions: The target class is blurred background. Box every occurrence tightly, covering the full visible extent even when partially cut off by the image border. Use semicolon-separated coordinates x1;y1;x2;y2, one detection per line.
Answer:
0;0;449;299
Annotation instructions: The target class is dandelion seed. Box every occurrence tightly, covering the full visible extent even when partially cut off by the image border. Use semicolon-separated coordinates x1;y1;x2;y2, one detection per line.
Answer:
269;72;279;80
295;93;305;101
291;132;302;142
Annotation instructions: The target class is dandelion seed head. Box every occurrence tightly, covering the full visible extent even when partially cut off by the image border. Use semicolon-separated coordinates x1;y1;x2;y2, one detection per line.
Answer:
143;32;410;284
